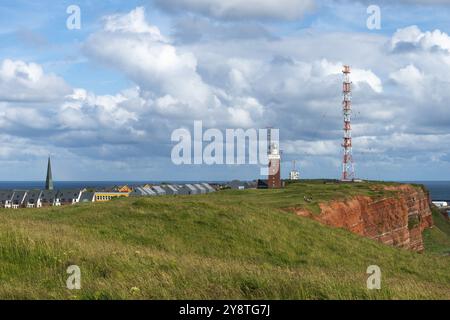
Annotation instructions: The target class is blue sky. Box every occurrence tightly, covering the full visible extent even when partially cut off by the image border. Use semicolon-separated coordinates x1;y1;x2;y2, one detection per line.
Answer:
2;0;450;181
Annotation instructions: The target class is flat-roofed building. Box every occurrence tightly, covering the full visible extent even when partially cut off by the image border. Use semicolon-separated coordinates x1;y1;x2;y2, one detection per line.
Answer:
94;191;129;202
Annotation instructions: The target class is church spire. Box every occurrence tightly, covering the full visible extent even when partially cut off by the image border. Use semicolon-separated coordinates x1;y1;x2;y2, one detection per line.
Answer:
45;157;53;190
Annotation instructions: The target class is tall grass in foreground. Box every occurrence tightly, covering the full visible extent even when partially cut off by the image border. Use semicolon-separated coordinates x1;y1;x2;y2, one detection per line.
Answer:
0;181;448;299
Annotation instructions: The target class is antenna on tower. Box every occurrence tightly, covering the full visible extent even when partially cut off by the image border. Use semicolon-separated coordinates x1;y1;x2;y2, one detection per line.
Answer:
341;65;355;181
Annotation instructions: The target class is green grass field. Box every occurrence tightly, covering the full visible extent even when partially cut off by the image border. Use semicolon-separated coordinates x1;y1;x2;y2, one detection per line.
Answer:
0;181;449;299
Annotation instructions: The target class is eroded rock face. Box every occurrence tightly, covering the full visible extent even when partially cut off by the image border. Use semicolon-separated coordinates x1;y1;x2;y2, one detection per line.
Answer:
295;185;433;252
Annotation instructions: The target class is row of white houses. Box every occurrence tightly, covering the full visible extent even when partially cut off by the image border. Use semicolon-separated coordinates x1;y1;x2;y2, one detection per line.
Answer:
0;189;90;209
0;183;216;209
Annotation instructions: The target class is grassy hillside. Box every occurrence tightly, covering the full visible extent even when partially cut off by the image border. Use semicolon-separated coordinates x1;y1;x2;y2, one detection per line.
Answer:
423;206;450;256
0;181;449;299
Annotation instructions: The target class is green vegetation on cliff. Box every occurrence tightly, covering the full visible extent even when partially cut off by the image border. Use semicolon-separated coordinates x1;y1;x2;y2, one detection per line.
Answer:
0;181;448;299
423;206;450;256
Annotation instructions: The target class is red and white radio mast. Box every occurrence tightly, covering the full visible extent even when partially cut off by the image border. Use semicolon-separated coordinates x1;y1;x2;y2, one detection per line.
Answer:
341;65;355;181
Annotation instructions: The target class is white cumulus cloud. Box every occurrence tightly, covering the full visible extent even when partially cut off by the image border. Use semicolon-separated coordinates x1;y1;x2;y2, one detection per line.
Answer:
0;59;70;102
391;25;450;53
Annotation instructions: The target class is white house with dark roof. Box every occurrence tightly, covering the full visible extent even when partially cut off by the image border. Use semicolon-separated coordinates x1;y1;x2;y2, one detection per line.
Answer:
40;190;61;206
58;189;83;205
11;190;27;209
0;190;14;208
24;190;43;208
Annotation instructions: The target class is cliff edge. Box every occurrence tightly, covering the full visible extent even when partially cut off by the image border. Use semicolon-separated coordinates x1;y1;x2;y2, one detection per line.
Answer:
294;184;433;252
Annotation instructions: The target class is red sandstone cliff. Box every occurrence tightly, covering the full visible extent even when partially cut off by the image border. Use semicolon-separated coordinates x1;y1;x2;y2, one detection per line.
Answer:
294;185;433;252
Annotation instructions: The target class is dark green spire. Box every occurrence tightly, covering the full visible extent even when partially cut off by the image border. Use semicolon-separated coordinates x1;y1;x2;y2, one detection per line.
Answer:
45;157;53;190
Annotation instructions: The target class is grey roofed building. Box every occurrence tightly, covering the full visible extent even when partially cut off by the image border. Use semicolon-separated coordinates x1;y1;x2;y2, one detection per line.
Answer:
175;185;191;195
129;187;146;197
142;186;156;196
185;184;199;195
79;191;95;203
0;190;14;208
193;183;207;194
40;190;60;206
58;189;83;205
151;185;166;196
201;183;215;193
24;190;43;208
161;185;178;195
11;190;27;208
129;186;155;197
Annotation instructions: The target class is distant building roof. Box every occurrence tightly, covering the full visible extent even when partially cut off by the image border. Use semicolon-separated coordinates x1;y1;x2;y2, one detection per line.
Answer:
115;185;132;192
0;190;14;202
40;190;59;200
201;183;215;192
245;181;257;188
24;190;43;203
257;179;268;189
12;190;27;204
193;183;207;193
79;191;95;202
184;184;198;193
142;186;156;195
151;186;166;195
130;186;156;196
164;185;178;192
228;180;247;189
58;189;82;201
175;185;192;194
160;185;178;195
